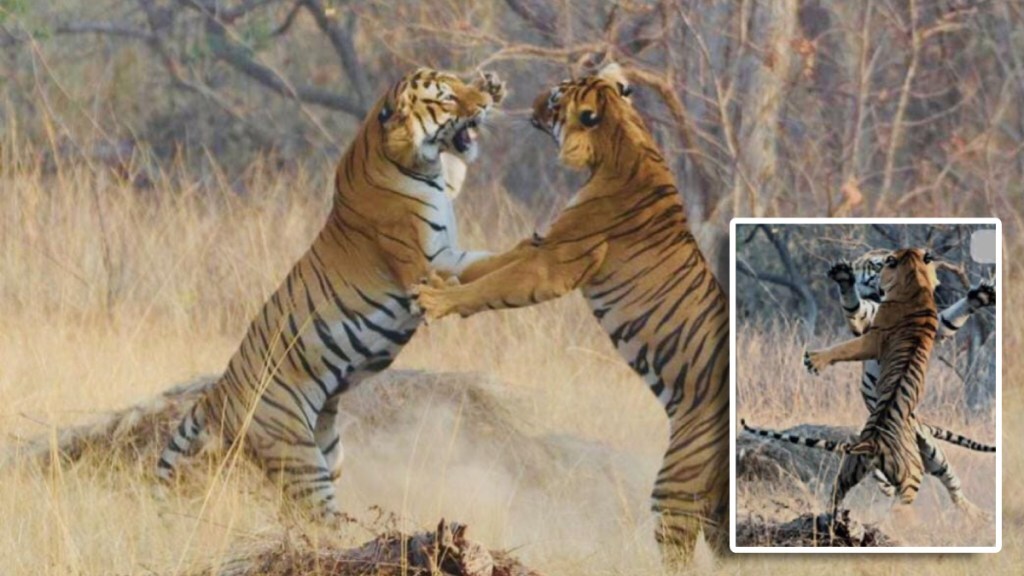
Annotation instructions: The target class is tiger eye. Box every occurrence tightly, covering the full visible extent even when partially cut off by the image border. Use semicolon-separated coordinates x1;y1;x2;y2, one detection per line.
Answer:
579;110;600;127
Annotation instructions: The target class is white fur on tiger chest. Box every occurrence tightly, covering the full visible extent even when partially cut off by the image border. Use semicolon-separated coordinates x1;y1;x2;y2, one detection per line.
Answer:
419;197;466;274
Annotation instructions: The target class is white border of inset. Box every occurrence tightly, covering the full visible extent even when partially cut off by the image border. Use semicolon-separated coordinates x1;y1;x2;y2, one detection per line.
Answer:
728;217;1002;554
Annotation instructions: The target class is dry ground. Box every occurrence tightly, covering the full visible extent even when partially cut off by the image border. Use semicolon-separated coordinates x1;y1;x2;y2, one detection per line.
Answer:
736;318;998;548
1;157;1021;574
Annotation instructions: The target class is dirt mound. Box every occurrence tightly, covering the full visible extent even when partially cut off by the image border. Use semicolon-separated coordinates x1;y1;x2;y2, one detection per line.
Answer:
5;375;218;467
5;369;581;481
206;519;541;576
736;510;897;547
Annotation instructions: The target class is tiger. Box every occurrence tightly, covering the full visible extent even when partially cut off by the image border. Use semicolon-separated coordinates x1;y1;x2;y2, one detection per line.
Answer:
741;418;993;454
741;415;994;515
413;63;730;562
155;68;506;522
802;248;940;510
826;249;996;512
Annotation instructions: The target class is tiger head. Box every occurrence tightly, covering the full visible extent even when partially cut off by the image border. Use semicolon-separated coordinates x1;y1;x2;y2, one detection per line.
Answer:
530;62;642;170
879;248;939;300
849;248;892;302
373;68;505;174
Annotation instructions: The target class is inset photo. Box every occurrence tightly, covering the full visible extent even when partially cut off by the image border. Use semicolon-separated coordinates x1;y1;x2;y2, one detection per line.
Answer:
729;218;1000;553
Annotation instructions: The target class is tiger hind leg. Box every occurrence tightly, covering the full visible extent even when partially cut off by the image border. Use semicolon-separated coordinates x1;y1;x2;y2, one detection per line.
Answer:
917;432;991;520
257;431;342;522
652;475;728;564
654;512;710;568
651;418;730;565
156;400;208;482
314;394;345;482
872;469;896;497
830;454;871;517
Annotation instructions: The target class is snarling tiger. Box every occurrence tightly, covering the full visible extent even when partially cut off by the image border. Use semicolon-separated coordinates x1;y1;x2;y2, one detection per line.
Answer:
156;68;505;522
802;248;940;510
414;63;730;562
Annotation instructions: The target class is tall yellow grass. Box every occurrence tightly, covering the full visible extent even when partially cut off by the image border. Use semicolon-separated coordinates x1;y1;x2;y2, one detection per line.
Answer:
0;147;1021;574
737;320;997;546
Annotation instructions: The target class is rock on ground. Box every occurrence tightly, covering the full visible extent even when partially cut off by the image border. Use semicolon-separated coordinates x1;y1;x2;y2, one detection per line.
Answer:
737;422;858;492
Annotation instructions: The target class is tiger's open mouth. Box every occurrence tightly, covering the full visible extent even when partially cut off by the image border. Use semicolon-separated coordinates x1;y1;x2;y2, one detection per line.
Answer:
451;120;479;154
439;114;485;161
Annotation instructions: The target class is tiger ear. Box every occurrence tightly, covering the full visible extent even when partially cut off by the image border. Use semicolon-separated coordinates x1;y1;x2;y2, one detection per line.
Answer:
923;251;934;264
597;61;628;85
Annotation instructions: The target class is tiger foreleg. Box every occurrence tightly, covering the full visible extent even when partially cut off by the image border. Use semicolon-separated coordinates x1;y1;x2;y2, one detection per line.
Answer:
454;239;536;283
415;242;608;320
829;260;874;336
804;332;880;375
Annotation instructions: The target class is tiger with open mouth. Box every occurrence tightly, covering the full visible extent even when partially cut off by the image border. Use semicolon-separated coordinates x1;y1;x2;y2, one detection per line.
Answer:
156;68;505;522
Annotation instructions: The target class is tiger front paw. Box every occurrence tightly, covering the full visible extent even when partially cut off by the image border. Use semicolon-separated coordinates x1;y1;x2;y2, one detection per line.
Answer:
803;350;828;375
410;284;459;320
827;261;855;290
423;270;459;290
967;281;995;310
476;71;506;105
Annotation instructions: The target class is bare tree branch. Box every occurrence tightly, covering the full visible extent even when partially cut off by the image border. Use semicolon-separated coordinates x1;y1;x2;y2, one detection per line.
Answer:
271;1;303;36
757;225;818;336
222;0;281;23
504;0;559;41
55;21;155;41
301;0;372;109
180;0;366;117
876;0;920;212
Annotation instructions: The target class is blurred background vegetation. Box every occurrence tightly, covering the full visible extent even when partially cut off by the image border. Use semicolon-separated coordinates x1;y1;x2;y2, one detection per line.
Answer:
1;1;1020;239
735;222;998;408
0;3;1017;570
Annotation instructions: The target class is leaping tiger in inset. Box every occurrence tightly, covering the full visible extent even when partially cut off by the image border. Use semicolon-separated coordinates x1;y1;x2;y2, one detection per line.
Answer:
742;248;995;516
801;248;939;511
414;63;730;564
156;68;505;522
825;249;995;512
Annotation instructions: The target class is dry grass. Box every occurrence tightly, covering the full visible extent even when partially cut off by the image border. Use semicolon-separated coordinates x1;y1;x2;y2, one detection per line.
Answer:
736;320;997;547
0;147;1022;574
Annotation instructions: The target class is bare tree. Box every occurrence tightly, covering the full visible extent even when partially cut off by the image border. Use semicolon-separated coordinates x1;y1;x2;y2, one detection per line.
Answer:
0;0;1018;235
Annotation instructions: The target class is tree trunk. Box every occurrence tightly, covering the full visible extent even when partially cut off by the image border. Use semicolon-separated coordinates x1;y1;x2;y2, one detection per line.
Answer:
732;0;798;217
